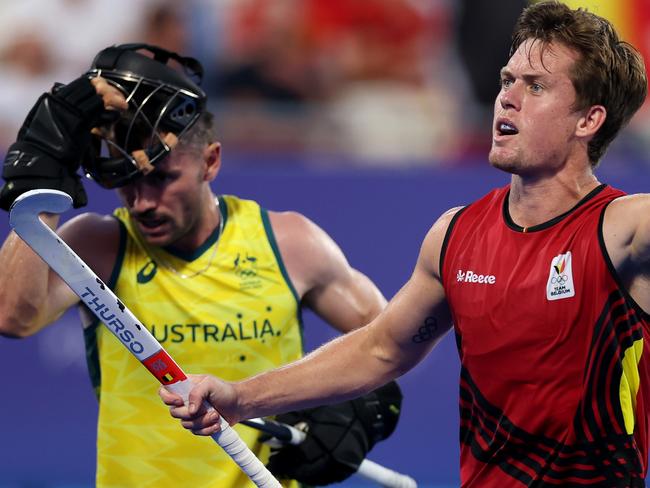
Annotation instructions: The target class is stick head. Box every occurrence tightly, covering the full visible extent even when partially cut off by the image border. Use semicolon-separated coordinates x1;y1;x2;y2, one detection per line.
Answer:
9;189;73;229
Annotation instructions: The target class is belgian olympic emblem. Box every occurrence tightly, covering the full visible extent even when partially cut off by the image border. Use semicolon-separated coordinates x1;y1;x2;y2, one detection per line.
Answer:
551;274;568;285
546;251;576;301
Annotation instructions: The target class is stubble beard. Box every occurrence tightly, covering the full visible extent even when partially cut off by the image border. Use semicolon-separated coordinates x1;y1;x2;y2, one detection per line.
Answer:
488;146;520;175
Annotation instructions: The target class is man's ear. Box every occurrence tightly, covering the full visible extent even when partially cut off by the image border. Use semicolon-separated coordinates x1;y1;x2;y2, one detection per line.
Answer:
576;105;606;138
203;142;221;181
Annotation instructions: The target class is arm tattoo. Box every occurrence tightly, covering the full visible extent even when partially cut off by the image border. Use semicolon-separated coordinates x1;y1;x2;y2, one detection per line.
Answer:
411;316;439;344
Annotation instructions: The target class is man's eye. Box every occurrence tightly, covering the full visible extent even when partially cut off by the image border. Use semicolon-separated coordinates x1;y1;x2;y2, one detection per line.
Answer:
501;78;513;89
151;172;171;182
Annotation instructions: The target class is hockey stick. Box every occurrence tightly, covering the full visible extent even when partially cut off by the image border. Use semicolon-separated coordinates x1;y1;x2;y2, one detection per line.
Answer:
242;418;418;488
9;189;281;488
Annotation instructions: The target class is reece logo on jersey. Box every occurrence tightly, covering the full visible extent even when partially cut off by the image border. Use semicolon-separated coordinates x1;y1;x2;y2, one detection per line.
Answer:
546;251;575;301
456;269;496;284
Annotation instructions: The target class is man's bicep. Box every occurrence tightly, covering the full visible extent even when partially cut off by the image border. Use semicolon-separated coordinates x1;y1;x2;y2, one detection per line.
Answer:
275;211;386;332
371;262;452;375
0;217;80;336
366;219;454;376
306;266;387;333
604;195;650;273
631;195;650;269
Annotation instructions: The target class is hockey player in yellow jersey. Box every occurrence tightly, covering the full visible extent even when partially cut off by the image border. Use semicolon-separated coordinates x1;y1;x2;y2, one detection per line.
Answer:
0;44;387;487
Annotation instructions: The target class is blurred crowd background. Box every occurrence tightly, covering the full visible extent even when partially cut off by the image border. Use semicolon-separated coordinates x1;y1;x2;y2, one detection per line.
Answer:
0;0;649;169
1;2;649;487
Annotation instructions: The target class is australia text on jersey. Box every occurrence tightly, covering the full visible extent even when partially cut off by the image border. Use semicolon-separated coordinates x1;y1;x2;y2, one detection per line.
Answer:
147;317;281;343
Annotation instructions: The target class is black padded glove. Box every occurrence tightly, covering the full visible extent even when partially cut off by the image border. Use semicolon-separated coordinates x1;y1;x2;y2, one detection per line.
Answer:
266;381;403;486
0;77;106;210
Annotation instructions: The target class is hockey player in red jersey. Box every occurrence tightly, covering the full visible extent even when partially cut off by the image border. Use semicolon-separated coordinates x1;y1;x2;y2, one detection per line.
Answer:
160;2;650;486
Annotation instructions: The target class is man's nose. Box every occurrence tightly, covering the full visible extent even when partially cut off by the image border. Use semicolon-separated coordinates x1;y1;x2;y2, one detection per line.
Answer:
499;83;521;111
124;181;157;212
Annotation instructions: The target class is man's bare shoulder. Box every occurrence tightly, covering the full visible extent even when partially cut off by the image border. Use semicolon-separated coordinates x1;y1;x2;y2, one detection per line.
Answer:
603;193;650;240
607;192;650;213
266;210;340;263
267;209;319;244
59;212;121;281
419;206;466;278
437;205;465;227
266;209;355;297
427;205;466;246
59;211;120;239
604;192;650;262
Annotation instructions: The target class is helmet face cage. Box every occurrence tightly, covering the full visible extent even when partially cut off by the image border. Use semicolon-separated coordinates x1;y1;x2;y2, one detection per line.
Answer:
82;44;207;189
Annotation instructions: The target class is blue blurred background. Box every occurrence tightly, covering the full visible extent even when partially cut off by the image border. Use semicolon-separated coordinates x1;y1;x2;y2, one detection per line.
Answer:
0;1;649;487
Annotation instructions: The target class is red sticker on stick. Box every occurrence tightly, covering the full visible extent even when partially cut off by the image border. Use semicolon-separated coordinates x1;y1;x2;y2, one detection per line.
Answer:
142;349;187;385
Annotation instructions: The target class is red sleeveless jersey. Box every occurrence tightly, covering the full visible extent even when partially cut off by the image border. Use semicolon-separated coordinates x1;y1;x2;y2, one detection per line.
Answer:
441;184;650;487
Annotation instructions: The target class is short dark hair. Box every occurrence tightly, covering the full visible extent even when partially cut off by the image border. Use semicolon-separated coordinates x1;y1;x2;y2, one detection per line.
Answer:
511;1;648;165
176;111;218;150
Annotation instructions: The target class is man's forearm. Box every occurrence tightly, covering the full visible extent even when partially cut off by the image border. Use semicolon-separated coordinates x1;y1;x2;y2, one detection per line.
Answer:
235;323;397;420
0;214;60;336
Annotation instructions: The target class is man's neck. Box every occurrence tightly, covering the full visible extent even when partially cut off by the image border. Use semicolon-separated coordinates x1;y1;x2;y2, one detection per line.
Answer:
508;171;600;229
171;193;221;252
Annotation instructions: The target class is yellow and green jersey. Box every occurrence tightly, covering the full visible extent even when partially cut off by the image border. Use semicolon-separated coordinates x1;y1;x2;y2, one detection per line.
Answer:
81;195;302;487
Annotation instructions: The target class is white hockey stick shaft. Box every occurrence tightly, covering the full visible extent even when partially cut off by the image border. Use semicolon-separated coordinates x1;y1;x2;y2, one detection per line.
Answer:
242;418;418;487
356;460;417;488
9;189;281;488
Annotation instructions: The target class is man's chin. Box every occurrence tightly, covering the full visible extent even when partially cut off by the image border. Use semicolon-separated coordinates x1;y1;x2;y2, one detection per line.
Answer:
146;235;174;247
137;225;174;247
489;150;518;175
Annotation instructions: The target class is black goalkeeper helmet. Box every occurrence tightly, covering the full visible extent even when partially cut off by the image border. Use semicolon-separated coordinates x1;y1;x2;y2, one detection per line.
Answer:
81;43;207;188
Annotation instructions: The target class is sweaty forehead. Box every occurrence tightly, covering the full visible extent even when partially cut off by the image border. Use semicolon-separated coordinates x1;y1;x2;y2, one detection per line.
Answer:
507;38;579;75
160;144;203;171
